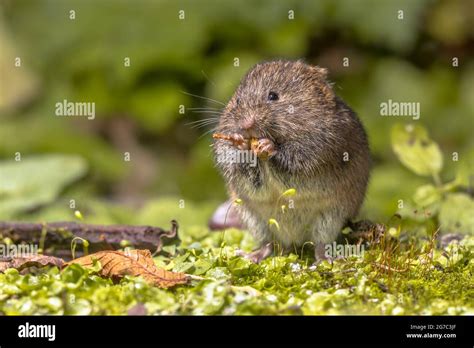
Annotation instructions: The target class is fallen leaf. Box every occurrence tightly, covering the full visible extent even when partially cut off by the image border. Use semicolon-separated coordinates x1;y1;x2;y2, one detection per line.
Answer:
66;249;188;288
0;254;64;272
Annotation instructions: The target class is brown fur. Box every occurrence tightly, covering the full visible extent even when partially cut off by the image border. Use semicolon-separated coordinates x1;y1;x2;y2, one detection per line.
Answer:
213;60;371;259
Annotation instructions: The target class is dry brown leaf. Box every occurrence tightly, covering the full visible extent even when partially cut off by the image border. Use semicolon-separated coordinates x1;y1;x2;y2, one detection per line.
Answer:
65;249;187;288
0;254;64;272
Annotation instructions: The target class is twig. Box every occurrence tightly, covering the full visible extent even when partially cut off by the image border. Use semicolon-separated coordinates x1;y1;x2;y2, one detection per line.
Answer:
0;220;180;258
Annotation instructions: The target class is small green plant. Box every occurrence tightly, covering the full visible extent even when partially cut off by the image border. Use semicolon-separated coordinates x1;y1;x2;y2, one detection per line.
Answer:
267;218;280;231
266;188;297;255
391;123;474;235
74;210;84;221
70;237;90;259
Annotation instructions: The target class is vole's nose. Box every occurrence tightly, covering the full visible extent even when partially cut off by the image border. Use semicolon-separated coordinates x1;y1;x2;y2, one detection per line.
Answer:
239;117;255;131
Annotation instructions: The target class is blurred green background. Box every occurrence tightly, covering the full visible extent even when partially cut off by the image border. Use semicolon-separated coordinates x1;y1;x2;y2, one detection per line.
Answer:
0;0;473;226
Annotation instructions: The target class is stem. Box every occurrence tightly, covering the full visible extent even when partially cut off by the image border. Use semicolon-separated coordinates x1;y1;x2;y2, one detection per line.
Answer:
39;224;47;254
432;172;442;187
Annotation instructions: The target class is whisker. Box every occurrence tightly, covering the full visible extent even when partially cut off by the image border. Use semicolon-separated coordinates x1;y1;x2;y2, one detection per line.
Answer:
187;107;223;111
201;70;217;87
186;123;218;129
198;126;219;140
181;91;226;106
190;122;219;128
185;118;219;124
185;117;220;130
189;109;222;113
188;112;221;117
186;121;217;127
190;125;216;130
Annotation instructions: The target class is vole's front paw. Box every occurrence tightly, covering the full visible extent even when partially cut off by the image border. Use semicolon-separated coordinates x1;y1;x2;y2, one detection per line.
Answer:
252;138;277;160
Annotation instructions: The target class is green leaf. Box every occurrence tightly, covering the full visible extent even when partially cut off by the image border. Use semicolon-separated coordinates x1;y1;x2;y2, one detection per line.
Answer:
0;155;87;218
67;298;92;315
61;264;88;290
413;184;441;207
391;124;443;176
439;193;474;235
173;262;194;273
454;150;474;188
193;259;213;276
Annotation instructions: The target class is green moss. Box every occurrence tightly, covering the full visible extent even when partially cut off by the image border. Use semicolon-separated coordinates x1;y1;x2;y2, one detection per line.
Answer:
1;225;472;315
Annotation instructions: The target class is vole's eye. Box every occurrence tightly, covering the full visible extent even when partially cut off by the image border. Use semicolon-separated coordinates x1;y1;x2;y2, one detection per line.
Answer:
236;97;241;105
268;91;279;101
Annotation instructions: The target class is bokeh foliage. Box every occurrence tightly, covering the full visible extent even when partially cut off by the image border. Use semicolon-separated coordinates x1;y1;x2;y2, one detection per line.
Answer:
0;0;473;222
1;0;473;317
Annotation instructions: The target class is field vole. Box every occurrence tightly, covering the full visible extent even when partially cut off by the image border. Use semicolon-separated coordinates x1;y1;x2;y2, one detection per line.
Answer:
212;60;370;262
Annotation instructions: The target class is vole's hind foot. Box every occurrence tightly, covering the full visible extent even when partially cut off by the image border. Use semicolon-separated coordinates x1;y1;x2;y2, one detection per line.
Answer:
313;242;353;265
236;242;274;263
313;242;336;265
345;219;385;245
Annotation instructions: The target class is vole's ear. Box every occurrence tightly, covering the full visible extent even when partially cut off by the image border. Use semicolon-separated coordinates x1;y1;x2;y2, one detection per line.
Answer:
308;65;335;108
309;65;329;79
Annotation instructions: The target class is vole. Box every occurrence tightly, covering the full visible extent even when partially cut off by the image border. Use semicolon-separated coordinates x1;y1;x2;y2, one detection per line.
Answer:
212;60;370;262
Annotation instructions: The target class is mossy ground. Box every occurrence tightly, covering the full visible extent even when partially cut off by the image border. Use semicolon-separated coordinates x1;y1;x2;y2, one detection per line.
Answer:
1;225;472;315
